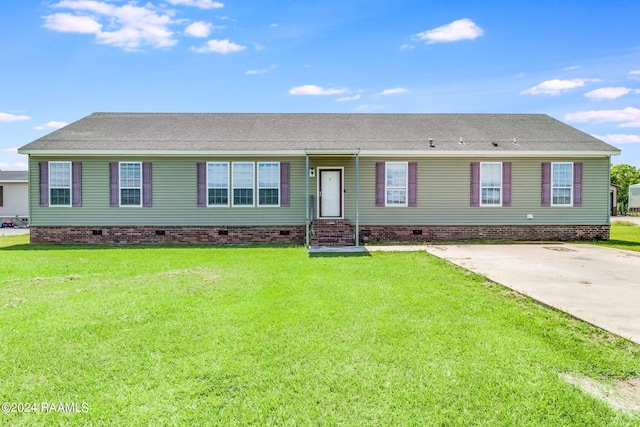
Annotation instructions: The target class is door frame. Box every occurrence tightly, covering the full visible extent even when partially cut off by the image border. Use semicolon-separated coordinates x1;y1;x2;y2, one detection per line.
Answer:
317;167;344;219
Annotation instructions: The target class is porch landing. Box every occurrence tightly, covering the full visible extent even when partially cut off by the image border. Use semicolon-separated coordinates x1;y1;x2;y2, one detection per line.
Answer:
308;245;368;254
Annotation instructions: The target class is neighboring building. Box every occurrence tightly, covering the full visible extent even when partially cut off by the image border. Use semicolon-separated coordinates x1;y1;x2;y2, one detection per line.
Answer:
0;170;29;224
17;113;620;245
630;183;640;213
610;184;618;216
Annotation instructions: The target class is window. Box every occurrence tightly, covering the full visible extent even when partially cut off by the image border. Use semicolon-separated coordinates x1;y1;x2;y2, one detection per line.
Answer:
198;162;289;208
386;162;408;206
258;162;280;206
552;162;573;206
120;162;142;206
49;161;71;206
39;162;82;207
207;162;229;206
232;162;254;206
481;162;502;206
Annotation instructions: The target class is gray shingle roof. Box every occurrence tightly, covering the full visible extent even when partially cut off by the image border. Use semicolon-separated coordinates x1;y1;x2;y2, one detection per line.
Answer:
18;112;620;154
0;171;28;182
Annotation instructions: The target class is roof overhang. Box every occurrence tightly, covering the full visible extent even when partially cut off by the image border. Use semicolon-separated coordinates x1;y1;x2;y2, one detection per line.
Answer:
18;149;621;157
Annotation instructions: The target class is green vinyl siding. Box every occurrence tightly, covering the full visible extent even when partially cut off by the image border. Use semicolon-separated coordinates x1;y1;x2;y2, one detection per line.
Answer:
30;155;611;227
353;157;610;226
29;156;306;226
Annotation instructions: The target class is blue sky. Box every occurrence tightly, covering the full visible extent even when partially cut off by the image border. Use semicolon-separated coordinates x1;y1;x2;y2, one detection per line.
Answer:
2;0;640;170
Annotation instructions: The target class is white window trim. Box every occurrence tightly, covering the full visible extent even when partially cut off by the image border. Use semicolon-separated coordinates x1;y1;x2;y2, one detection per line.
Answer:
119;161;142;207
385;162;408;207
551;162;574;207
257;162;280;207
207;162;230;207
480;162;503;207
232;162;255;207
49;161;72;207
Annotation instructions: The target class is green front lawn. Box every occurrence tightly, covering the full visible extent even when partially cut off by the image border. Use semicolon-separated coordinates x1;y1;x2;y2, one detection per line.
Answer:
594;222;640;252
1;236;639;425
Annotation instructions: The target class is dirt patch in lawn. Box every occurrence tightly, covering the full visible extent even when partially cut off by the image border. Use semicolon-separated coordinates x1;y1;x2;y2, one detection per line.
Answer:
561;373;640;414
155;267;219;282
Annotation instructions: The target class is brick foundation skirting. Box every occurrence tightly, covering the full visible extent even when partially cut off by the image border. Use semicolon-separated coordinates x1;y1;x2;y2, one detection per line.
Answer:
30;225;306;244
359;224;610;243
30;224;609;244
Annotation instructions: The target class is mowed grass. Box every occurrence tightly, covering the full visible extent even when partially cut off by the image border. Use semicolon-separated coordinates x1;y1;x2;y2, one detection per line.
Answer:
1;236;639;426
595;221;640;252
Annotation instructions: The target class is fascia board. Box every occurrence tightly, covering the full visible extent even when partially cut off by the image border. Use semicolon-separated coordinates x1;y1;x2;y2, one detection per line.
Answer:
356;150;621;157
18;149;620;157
17;149;306;156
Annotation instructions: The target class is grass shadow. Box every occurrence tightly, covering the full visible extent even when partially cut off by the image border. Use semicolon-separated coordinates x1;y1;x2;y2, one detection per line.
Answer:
308;251;372;258
0;241;306;252
593;239;640;252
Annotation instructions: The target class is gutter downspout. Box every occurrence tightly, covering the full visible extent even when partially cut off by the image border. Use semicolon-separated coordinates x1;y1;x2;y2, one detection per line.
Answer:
305;153;310;247
607;156;612;226
355;150;360;247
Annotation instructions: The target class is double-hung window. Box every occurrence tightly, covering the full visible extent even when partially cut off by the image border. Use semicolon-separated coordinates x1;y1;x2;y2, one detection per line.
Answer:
120;162;142;206
385;162;408;206
198;162;287;208
480;162;502;206
552;162;573;206
258;162;280;206
232;162;254;207
49;161;71;206
207;162;229;206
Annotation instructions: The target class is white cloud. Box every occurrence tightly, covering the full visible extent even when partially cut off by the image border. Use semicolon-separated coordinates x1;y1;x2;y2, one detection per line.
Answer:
55;0;113;15
336;94;361;102
245;64;277;75
0;112;31;123
270;23;279;28
165;0;224;9
35;121;69;131
185;21;213;37
564;65;581;71
289;85;348;96
414;18;483;44
191;39;245;53
2;147;18;153
44;1;178;50
593;134;640;144
628;70;640;80
565;107;640;127
355;104;385;111
521;78;600;96
585;87;638;101
43;13;102;33
400;44;414;50
377;87;408;96
0;161;28;170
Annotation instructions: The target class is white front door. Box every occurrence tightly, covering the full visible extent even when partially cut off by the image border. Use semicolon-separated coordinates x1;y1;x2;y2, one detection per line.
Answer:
319;169;342;218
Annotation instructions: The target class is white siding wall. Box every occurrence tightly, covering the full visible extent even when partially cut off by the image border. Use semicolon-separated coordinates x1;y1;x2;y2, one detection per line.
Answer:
0;182;29;218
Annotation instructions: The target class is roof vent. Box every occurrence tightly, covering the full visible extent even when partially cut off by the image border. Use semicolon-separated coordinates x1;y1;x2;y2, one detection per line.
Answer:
512;137;518;145
459;137;465;145
428;138;435;148
492;142;498;147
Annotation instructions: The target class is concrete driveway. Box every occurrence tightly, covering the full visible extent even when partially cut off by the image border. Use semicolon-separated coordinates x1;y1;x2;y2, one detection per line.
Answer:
424;243;640;345
0;227;30;236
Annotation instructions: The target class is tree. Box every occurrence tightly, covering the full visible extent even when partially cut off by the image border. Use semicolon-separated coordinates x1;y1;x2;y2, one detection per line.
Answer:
610;164;640;212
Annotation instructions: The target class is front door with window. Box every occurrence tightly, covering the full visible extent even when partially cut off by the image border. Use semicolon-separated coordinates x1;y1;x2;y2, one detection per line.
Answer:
319;169;342;218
